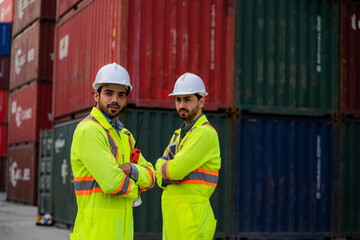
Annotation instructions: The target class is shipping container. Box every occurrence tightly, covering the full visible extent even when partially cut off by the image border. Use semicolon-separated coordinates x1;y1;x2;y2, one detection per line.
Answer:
8;80;52;145
0;123;6;157
53;0;235;122
234;0;339;116
0;157;6;191
0;90;7;123
233;115;339;239
340;1;360;118
0;56;10;89
52;119;79;225
38;130;53;215
339;119;360;238
10;20;54;90
0;23;11;56
7;142;39;205
0;0;14;22
56;0;83;19
53;0;122;121
12;0;56;37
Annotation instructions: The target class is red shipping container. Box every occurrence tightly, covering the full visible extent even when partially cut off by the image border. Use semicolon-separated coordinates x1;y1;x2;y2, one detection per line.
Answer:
10;20;54;90
0;157;6;191
340;1;360;118
0;124;6;157
0;0;13;22
8;81;52;144
53;0;235;122
0;90;7;123
0;56;10;90
57;0;83;19
7;143;38;205
53;0;121;121
12;0;56;37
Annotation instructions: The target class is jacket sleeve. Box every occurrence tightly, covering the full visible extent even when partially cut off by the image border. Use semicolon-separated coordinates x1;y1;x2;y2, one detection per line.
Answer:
156;127;211;181
128;134;155;192
74;123;138;200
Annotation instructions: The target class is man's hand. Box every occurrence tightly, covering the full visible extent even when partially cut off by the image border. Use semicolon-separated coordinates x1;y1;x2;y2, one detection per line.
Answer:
165;148;174;160
119;163;132;176
169;179;181;184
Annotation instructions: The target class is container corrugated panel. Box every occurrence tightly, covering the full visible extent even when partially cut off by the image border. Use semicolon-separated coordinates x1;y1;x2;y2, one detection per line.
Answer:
12;0;56;37
0;90;7;123
10;20;54;90
52;119;79;225
56;0;83;19
8;81;52;145
124;108;233;239
233;115;339;239
340;1;360;118
339;119;360;237
53;0;121;121
0;23;11;56
0;56;10;89
38;130;53;214
0;123;6;157
0;0;14;22
7;143;39;205
234;0;339;116
123;0;235;111
0;157;6;191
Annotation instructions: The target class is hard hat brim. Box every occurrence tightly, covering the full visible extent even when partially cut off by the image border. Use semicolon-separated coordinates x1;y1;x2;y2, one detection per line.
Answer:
168;91;208;97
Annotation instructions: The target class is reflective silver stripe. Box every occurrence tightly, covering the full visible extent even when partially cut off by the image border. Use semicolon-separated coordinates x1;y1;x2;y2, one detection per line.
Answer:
161;161;170;179
74;179;99;191
183;171;218;185
123;131;133;149
82;115;118;158
114;176;131;196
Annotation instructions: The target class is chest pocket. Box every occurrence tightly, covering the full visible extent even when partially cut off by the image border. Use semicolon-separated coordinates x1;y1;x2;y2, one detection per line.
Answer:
81;115;119;162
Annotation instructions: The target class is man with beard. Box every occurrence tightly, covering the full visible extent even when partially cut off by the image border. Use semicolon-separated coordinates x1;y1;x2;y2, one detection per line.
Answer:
70;63;155;240
155;72;221;240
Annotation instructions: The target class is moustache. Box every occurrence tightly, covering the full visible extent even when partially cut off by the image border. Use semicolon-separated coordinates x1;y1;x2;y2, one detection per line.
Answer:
179;108;188;113
107;103;120;108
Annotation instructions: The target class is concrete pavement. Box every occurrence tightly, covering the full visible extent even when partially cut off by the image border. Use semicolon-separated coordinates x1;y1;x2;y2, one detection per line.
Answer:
0;192;72;240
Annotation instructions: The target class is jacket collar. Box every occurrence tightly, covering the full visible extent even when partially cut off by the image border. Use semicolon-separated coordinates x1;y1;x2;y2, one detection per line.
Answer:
89;107;113;131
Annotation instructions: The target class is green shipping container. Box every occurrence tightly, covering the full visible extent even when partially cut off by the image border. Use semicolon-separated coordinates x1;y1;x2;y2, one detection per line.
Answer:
52;119;80;226
339;119;360;238
235;0;339;116
125;108;233;239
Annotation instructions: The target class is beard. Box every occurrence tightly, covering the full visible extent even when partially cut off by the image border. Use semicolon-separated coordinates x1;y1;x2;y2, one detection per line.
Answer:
99;101;123;119
178;106;199;122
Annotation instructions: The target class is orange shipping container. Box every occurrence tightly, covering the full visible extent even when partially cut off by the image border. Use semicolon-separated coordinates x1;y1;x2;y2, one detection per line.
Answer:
10;20;54;90
0;0;13;22
7;143;38;205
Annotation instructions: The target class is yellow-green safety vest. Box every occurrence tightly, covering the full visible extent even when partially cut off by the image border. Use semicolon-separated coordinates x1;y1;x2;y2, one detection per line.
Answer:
155;114;221;240
70;107;155;240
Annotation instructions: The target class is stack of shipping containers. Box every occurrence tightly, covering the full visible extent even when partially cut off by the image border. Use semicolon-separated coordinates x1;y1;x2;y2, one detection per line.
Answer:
0;0;12;191
6;0;55;205
233;0;339;239
339;1;360;239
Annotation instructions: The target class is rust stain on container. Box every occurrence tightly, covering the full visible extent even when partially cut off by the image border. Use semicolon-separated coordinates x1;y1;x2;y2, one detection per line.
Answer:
8;81;52;145
7;142;39;205
12;0;56;37
10;20;54;90
340;0;360;117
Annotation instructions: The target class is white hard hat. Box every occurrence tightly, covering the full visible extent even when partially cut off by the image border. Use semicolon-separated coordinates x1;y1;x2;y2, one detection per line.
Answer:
169;72;208;96
92;63;133;93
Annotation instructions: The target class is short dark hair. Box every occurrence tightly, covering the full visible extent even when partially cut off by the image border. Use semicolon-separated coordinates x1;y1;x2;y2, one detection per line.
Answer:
96;85;130;96
195;94;203;100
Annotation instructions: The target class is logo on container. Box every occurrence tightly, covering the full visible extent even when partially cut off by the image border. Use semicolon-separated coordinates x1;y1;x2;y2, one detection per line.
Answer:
11;101;32;127
17;0;35;19
9;160;31;187
352;14;360;30
59;35;69;60
15;47;35;75
0;3;12;22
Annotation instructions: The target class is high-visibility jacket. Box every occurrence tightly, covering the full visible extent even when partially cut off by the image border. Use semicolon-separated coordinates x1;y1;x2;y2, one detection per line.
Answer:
70;107;155;240
155;115;221;240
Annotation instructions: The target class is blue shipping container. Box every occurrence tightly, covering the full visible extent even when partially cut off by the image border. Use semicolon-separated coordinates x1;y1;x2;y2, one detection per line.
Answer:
0;23;11;56
233;115;338;239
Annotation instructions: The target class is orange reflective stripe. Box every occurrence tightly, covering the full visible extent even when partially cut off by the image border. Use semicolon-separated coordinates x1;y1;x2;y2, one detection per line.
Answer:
75;187;103;196
180;180;217;188
139;166;155;191
180;168;218;187
192;168;218;176
73;176;95;181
